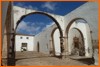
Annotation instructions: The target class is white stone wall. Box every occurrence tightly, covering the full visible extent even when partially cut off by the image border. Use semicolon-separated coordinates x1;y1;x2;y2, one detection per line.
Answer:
13;2;98;58
68;21;92;57
13;6;65;31
13;6;63;55
64;2;98;40
53;29;61;55
34;24;58;54
64;2;98;57
15;35;34;51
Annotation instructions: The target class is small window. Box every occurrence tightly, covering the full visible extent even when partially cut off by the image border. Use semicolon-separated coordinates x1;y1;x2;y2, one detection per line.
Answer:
22;43;27;47
26;37;29;39
20;37;22;39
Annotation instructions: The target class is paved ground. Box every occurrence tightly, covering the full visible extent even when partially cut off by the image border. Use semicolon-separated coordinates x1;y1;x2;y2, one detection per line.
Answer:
15;51;94;66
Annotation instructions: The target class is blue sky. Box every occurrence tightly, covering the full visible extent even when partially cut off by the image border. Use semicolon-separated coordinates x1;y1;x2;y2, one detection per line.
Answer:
14;2;86;35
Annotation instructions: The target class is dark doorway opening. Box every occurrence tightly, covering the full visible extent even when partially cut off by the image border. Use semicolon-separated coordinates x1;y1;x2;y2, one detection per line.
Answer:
37;42;40;52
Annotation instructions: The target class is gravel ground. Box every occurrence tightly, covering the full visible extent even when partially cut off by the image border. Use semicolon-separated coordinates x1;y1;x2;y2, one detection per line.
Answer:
15;51;92;66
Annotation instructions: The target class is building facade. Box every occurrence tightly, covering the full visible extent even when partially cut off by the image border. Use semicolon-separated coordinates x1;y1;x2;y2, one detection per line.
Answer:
15;34;34;51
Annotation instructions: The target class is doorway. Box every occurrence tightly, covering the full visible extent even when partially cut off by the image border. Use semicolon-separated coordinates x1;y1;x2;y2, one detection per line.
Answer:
37;42;40;52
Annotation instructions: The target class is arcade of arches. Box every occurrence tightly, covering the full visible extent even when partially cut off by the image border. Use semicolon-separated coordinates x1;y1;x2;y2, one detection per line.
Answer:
1;2;98;66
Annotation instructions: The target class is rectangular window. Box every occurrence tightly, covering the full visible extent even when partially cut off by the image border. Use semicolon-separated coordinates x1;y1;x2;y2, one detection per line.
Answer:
22;43;27;47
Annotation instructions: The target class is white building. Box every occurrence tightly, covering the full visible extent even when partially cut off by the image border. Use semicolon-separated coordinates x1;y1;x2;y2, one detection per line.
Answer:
15;34;34;51
4;2;98;58
1;2;98;65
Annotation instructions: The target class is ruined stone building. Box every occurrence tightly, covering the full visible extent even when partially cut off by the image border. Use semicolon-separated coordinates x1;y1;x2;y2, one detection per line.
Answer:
1;1;98;65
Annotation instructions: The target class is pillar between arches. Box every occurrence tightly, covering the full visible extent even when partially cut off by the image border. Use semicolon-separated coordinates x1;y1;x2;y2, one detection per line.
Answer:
60;36;69;58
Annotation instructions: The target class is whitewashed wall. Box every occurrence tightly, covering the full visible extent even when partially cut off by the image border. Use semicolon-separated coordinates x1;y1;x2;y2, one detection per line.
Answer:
13;6;64;30
64;2;98;57
15;35;34;51
64;2;98;40
68;21;92;57
34;24;58;54
53;29;61;56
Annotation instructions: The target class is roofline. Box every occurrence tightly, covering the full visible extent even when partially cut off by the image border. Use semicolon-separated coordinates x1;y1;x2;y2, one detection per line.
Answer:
15;33;35;36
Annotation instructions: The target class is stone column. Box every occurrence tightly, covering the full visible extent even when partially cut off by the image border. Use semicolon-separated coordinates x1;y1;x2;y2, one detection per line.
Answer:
60;37;66;58
7;32;15;66
5;2;15;66
63;36;69;56
60;36;69;59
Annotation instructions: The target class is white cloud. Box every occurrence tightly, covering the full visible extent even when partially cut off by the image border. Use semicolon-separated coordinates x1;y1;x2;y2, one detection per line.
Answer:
42;22;55;31
46;22;55;28
16;21;41;35
17;21;27;31
16;21;55;35
41;2;57;11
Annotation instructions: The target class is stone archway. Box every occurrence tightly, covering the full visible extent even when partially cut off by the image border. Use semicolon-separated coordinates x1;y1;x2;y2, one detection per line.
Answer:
50;27;61;56
68;28;85;56
50;27;57;56
65;18;93;58
15;12;63;37
14;12;64;57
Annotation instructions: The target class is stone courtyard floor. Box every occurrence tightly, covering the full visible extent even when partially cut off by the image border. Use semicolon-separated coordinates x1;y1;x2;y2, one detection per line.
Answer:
15;51;94;66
